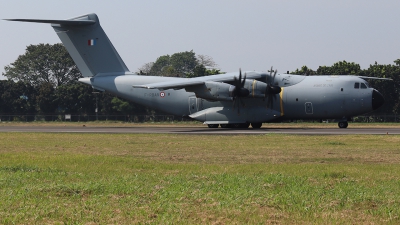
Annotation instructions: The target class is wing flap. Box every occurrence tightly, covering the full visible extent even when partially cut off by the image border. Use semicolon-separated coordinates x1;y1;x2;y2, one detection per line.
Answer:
133;79;205;90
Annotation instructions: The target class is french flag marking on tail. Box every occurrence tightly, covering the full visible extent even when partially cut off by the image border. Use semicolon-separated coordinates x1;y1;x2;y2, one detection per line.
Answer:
88;39;96;46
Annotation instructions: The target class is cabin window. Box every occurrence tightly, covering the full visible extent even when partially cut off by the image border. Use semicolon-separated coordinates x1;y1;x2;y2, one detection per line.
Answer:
361;83;367;89
354;82;360;89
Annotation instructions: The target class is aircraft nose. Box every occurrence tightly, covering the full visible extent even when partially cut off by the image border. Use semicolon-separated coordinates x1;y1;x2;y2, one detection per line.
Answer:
372;89;385;110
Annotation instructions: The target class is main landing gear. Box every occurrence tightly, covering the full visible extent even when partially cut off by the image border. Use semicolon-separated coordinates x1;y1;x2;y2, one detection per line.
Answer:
207;123;263;129
338;121;348;128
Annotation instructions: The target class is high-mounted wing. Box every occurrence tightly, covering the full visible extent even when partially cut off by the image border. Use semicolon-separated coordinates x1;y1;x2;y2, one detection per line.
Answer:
358;76;393;81
132;71;265;90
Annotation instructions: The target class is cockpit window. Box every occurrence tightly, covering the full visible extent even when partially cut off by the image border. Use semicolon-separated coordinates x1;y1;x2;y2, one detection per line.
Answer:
364;82;370;88
361;83;367;89
354;82;360;89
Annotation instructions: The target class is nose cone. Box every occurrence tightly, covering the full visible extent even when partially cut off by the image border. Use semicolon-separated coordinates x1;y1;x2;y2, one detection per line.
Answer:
372;89;385;110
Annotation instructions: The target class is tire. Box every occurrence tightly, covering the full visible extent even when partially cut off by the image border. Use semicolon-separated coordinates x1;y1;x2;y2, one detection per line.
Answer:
251;122;262;129
338;121;348;128
231;124;241;128
231;123;249;129
220;124;230;128
241;123;250;128
207;124;219;128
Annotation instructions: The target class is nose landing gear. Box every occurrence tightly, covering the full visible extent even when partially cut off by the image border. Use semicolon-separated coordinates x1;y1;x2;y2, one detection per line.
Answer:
338;121;348;128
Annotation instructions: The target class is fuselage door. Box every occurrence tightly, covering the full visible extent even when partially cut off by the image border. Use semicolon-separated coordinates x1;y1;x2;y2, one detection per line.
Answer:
305;102;313;114
189;97;197;114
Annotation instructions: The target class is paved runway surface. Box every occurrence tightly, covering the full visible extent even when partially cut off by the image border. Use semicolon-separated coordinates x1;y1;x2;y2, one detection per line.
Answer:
0;126;399;135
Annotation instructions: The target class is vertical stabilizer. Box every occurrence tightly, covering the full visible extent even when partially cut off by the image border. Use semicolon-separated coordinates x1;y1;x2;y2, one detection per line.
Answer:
6;13;130;77
52;14;129;77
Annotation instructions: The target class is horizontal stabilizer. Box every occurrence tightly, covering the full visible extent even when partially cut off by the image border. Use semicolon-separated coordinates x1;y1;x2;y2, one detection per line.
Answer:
4;18;95;26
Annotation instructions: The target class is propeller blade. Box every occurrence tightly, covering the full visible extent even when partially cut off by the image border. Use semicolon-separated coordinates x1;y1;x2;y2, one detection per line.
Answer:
241;73;246;86
265;66;282;109
273;70;277;85
232;68;250;113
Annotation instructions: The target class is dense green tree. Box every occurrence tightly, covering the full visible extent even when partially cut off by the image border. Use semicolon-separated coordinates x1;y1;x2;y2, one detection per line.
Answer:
316;61;361;75
192;64;207;77
36;82;57;115
55;83;95;114
3;43;81;87
98;92;116;114
291;65;316;75
111;97;133;114
192;65;224;77
0;80;36;114
149;55;172;76
170;50;197;76
141;51;219;77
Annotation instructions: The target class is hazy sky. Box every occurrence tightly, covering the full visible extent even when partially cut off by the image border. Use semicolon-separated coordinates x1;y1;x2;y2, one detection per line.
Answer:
1;1;400;80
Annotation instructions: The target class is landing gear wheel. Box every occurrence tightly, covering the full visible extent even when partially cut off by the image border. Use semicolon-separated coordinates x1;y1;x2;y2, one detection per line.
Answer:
207;124;219;128
338;121;348;128
242;122;250;128
231;124;241;128
231;123;250;129
251;123;262;129
220;124;229;128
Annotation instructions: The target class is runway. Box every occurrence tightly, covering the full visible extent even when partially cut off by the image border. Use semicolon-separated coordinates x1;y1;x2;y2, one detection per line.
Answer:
0;125;399;135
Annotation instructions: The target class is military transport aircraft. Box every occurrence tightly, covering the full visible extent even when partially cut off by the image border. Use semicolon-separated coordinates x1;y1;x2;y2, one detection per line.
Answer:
6;13;390;129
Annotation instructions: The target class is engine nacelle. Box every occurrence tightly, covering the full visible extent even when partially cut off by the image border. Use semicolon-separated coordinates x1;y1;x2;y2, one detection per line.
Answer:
185;81;235;101
243;79;268;98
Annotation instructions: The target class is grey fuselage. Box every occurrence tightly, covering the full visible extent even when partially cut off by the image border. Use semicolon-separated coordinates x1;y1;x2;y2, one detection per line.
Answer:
79;72;384;123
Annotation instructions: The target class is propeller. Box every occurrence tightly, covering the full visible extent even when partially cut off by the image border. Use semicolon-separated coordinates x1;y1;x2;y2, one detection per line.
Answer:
232;68;250;113
265;66;282;108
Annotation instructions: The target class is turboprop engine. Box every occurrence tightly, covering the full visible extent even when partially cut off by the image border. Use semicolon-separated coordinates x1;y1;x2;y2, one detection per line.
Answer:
185;81;236;101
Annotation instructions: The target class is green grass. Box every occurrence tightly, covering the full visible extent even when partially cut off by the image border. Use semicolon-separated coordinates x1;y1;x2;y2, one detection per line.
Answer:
1;133;400;224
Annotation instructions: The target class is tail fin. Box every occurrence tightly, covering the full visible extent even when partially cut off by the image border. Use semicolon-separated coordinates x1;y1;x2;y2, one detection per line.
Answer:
6;13;129;77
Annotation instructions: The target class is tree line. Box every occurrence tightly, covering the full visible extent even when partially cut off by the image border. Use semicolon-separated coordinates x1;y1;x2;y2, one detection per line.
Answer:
1;43;399;120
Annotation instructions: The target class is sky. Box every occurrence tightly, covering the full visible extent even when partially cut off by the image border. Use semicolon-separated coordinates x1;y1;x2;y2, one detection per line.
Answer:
1;0;400;80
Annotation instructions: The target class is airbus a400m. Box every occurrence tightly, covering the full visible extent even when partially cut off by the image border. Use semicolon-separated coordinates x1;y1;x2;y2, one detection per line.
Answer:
6;13;390;129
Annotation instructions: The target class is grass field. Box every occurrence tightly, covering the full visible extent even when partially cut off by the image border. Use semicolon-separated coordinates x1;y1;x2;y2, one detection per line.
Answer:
1;131;400;224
